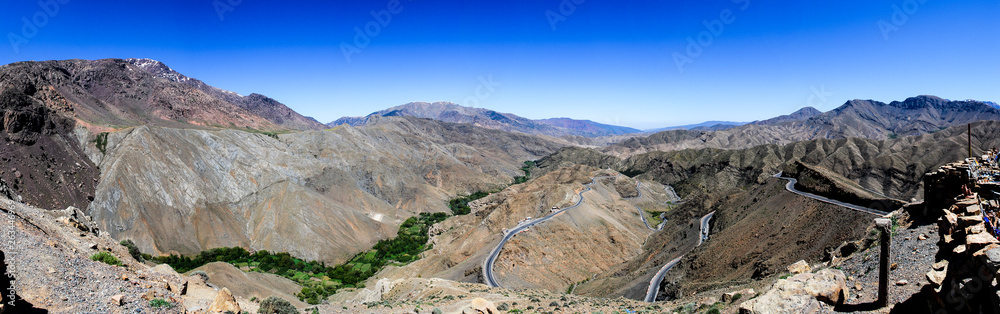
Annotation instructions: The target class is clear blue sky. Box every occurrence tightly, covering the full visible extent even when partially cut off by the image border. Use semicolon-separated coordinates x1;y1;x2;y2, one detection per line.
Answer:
1;1;998;129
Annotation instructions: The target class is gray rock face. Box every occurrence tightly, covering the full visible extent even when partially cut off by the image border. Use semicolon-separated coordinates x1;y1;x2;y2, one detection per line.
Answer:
88;117;563;263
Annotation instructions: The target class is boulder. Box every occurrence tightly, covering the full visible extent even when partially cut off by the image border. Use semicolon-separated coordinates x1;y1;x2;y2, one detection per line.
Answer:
787;260;811;275
954;245;967;254
110;295;124;306
944;209;958;226
987;247;1000;265
932;259;950;271
207;287;240;313
966;205;982;215
803;269;847;305
722;288;754;303
461;297;499;314
739;278;820;314
927;268;946;288
740;268;848;313
149;264;180;277
356;278;396;303
959;215;984;227
967;232;1000;246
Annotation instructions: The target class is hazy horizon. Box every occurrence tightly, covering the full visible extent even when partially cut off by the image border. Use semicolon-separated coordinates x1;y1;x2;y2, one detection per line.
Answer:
2;1;997;129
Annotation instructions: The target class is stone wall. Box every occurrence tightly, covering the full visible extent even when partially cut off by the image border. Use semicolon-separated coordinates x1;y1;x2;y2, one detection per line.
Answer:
925;161;1000;313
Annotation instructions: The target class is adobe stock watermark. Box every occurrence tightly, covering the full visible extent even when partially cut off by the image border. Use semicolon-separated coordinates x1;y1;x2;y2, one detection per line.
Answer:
806;85;834;108
3;199;17;307
341;0;411;63
213;0;244;21
546;0;586;31
672;0;750;74
877;0;928;40
7;0;71;54
464;74;501;108
935;264;995;313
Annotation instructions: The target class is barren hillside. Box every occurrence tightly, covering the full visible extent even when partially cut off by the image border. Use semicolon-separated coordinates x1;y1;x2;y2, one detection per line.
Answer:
606;96;1000;157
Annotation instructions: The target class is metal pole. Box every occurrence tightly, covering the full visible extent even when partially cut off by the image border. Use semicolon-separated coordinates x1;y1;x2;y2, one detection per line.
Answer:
969;123;973;158
875;218;891;307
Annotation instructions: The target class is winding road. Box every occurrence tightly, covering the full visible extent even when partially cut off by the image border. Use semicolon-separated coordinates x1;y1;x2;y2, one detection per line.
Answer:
483;175;683;288
483;175;616;288
772;172;889;216
624;181;673;231
644;211;714;302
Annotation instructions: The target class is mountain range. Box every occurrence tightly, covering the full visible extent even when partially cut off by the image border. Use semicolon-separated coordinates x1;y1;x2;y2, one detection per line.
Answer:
645;120;747;132
330;101;644;138
3;57;1000;311
605;95;1000;157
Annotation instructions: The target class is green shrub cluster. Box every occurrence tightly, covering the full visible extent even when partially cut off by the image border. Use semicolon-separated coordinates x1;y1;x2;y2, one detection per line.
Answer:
150;160;538;305
451;160;534;215
448;191;490;215
513;160;535;184
149;298;173;309
90;251;121;266
152;213;449;305
120;239;144;262
258;296;298;314
92;132;109;154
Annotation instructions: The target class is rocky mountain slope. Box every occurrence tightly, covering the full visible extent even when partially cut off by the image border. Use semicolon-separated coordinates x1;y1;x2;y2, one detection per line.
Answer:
0;58;568;266
535;121;1000;301
0;59;281;131
0;71;100;210
749;106;822;126
125;58;326;130
331;101;643;137
87;115;564;264
607;96;1000;157
356;164;688;303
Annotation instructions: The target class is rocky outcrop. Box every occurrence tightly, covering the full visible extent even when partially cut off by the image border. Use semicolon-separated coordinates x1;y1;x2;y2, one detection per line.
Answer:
460;297;499;314
739;267;847;313
787;260;811;275
0;197;188;312
207;288;241;313
0;78;98;209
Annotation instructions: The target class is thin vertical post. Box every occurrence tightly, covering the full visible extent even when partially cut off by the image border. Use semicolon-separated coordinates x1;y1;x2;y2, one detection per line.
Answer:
969;123;973;158
875;218;891;307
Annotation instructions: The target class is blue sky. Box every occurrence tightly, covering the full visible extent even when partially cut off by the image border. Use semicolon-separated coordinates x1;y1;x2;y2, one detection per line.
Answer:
1;1;998;129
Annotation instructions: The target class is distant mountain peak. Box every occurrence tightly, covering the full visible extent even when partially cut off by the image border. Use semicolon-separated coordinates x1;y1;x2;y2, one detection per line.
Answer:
330;102;642;137
123;58;322;130
125;58;194;85
750;106;824;126
791;106;822;116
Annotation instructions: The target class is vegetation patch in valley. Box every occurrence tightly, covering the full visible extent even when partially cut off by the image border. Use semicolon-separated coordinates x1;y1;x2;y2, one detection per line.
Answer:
513;160;535;184
151;212;447;304
450;160;535;215
92;132;109;154
645;209;666;226
150;160;536;304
